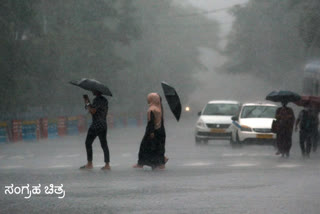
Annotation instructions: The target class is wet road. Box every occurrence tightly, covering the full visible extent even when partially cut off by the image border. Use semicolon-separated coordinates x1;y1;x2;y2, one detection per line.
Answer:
1;118;320;214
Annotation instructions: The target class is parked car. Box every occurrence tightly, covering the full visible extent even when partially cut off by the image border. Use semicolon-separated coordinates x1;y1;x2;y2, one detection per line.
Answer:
194;100;241;144
230;102;278;146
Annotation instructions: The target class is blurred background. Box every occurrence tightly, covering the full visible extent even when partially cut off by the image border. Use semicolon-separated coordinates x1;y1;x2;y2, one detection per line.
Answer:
1;0;320;120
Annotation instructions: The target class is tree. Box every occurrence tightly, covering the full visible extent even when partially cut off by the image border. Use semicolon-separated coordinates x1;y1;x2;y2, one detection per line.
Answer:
1;0;220;119
1;0;140;118
222;0;320;89
0;0;39;115
112;0;221;113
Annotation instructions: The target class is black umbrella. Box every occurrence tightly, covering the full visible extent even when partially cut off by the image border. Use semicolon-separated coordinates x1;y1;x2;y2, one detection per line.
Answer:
69;78;112;96
266;90;300;103
161;82;181;121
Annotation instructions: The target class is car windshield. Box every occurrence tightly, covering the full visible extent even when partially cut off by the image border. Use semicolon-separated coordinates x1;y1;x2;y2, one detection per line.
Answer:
241;106;277;119
202;103;239;116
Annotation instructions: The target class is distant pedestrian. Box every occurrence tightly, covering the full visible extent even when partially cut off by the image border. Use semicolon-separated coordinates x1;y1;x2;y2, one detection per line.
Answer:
295;105;318;158
80;91;111;170
133;93;168;170
275;101;295;157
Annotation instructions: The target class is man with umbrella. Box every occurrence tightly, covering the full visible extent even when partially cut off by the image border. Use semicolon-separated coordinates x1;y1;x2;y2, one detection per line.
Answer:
295;102;319;158
81;90;110;170
274;101;295;157
294;96;320;154
70;78;112;170
266;91;298;157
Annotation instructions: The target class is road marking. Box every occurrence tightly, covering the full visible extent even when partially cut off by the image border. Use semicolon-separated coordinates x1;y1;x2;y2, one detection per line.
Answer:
9;155;25;160
228;163;258;167
182;162;213;166
276;164;301;168
1;165;23;169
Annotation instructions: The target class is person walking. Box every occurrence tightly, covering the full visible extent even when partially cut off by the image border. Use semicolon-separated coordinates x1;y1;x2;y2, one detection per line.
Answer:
80;90;111;170
275;101;295;157
295;106;317;158
133;93;168;170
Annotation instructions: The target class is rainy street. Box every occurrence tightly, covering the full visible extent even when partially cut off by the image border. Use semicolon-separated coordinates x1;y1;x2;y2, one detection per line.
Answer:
3;0;320;213
1;118;320;214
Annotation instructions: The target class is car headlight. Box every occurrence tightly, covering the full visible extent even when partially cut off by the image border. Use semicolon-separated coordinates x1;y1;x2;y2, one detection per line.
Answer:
196;120;206;128
240;125;252;132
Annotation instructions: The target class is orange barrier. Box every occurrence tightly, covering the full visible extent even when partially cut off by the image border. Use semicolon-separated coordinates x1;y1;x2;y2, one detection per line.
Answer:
57;117;67;136
40;118;48;139
12;120;22;142
7;112;146;142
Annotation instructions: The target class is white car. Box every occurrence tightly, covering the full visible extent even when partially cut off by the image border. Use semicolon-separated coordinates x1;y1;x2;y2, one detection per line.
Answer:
195;100;241;144
230;102;278;146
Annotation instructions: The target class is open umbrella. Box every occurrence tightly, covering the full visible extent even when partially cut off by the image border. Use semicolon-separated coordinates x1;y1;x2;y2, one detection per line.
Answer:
294;95;320;108
161;82;181;121
69;78;112;96
266;90;300;103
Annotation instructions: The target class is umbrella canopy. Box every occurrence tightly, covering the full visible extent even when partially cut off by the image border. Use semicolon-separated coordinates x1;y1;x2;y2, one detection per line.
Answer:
266;90;301;103
69;78;112;96
161;82;181;121
294;95;320;108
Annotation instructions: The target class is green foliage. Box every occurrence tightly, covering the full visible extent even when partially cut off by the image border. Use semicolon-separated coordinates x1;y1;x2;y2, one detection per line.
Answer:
1;0;220;119
1;0;140;118
112;0;220;113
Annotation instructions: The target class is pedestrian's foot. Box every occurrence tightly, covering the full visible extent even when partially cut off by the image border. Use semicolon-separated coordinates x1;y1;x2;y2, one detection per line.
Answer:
79;164;93;170
153;165;165;170
164;156;169;164
101;164;111;170
132;164;143;168
158;164;165;169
